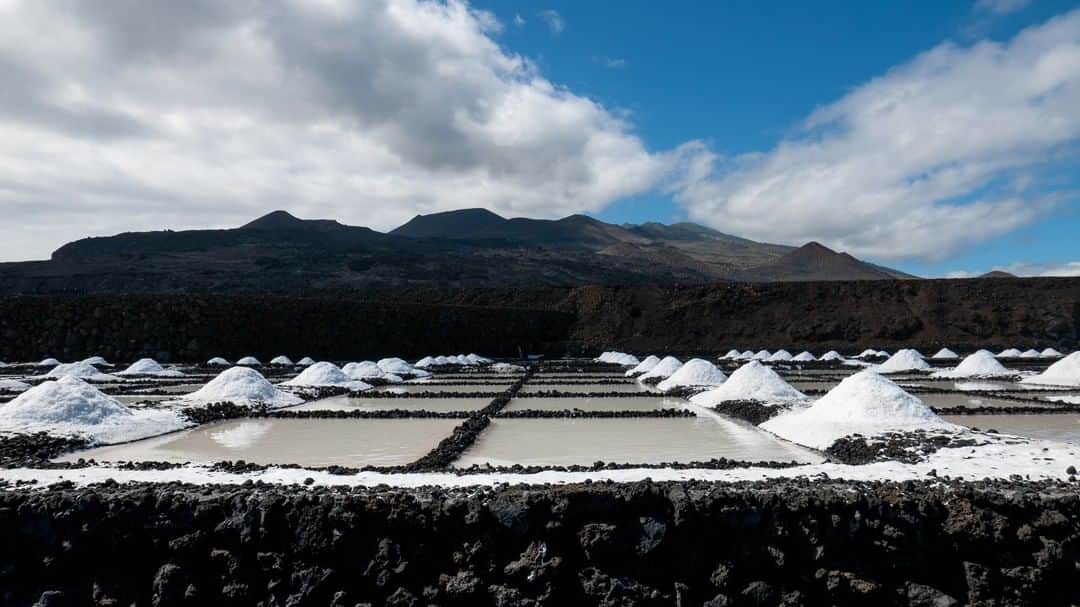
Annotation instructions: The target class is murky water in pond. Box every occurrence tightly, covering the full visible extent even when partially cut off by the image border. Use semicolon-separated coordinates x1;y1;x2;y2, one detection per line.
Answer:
943;414;1080;444
518;383;647;394
503;396;683;412
57;418;461;467
114;395;173;404
919;393;1056;409
375;384;507;394
454;417;823;467
786;381;838;393
133;383;206;394
294;395;491;412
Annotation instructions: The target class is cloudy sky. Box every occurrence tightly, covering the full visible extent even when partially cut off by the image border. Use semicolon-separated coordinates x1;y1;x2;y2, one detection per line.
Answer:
0;0;1077;277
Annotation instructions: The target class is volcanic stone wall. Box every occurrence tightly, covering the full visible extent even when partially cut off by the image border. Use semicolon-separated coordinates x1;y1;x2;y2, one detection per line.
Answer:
2;480;1078;606
0;293;573;362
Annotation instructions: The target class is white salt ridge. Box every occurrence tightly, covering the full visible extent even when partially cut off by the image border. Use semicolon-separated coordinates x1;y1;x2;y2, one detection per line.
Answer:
737;350;755;360
656;359;727;392
820;351;844;361
297;357;316;366
80;356;112;367
184;367;302;408
0;379;31;393
997;348;1023;358
856;349;879;359
595;351;640;366
0;377;186;444
414;357;436;368
751;350;772;361
874;349;930;373
1019;349;1041;359
766;350;793;362
342;361;387;380
36;358;60;367
931;348;958;360
411;354;484;369
931;350;1013;379
45;362;118;382
378;357;430;377
761;370;958;450
236;356;261;366
207;357;231;366
690;361;806;405
116;358;184;377
270;355;294;365
1041;348;1063;359
1021;352;1080;387
283;362;371;390
638;356;683;381
625;355;661;377
792;351;816;362
720;349;741;360
490;362;525;373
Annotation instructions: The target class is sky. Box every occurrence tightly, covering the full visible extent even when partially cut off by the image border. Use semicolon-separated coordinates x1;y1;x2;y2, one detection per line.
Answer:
0;0;1077;277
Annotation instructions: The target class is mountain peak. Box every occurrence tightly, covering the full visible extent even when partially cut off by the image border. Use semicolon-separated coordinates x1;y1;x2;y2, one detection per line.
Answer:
241;210;306;230
391;208;507;239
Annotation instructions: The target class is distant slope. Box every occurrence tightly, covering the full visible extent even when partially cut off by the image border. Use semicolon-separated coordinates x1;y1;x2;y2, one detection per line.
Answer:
0;209;917;294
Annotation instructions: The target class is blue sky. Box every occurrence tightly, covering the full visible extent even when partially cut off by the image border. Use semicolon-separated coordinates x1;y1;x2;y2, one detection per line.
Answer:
0;0;1077;278
473;0;1080;277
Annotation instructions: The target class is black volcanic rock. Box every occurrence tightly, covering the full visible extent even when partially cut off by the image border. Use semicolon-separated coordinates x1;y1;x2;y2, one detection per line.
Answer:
980;270;1018;278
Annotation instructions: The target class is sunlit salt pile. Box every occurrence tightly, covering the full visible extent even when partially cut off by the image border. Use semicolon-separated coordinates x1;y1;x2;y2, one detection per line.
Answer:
297;357;316;366
378;357;430;378
1019;349;1041;359
720;349;741;360
116;358;184;377
283;362;370;390
656;359;727;392
0;376;185;444
45;361;118;382
270;355;294;365
342;361;387;380
820;351;844;361
875;349;930;373
736;350;755;360
595;351;640;366
80;356;112;367
0;379;31;393
207;357;231;366
856;349;880;359
792;351;816;362
183;367;302;408
237;356;261;366
931;348;959;360
36;358;60;367
761;370;958;450
932;350;1013;379
997;348;1023;358
638;356;683;381
766;350;793;362
690;360;806;405
1041;348;1063;359
490;362;525;373
626;355;661;377
1021;352;1080;387
751;350;772;360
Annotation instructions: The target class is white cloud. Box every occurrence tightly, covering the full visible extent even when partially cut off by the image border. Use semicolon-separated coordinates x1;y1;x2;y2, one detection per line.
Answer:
0;0;687;261
597;56;627;69
947;261;1080;278
513;13;525;27
975;0;1030;16
538;9;564;34
676;10;1080;261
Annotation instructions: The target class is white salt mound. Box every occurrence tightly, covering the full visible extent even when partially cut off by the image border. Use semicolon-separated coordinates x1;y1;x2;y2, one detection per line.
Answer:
595;351;640;366
639;356;683;381
856;349;879;359
342;361;385;380
0;379;31;393
207;357;231;366
45;362;117;382
766;350;793;362
761;370;958;450
875;349;930;373
997;348;1022;358
1019;349;1041;359
737;350;755;360
1041;348;1063;359
297;357;316;366
270;355;294;365
931;348;958;360
184;367;302;408
931;350;1012;379
237;356;261;366
378;357;429;377
0;376;185;443
37;358;61;367
81;356;112;367
117;358;184;377
720;349;741;360
283;362;370;390
625;355;661;377
751;350;772;360
690;361;805;405
792;352;816;362
820;351;844;361
1021;352;1080;387
414;357;436;368
491;362;525;373
657;359;727;392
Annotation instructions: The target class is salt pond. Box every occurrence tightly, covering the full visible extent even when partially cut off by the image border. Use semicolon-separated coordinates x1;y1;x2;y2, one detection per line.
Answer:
294;395;491;412
375;384;507;394
58;418;462;467
454;417;823;467
517;382;648;394
503;396;682;412
943;414;1080;444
